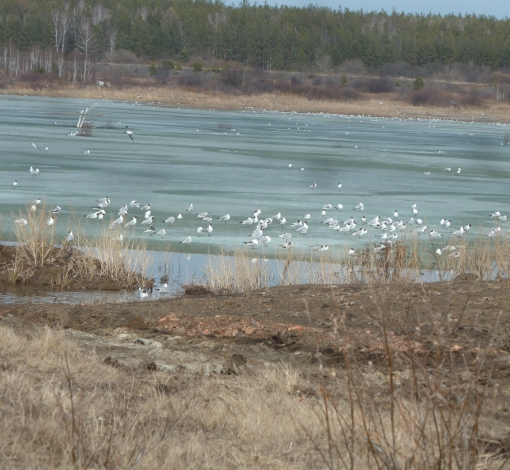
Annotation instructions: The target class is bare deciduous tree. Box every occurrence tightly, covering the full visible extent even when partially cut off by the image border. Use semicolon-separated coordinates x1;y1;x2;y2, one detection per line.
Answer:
29;46;41;71
137;6;148;21
105;26;117;62
77;19;95;82
51;1;72;78
92;4;110;26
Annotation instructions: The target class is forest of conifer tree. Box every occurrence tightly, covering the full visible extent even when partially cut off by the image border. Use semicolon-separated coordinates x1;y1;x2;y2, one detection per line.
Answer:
1;0;510;82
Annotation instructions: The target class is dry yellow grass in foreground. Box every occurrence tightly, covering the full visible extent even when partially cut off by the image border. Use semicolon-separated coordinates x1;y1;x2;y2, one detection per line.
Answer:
3;84;510;123
0;304;506;469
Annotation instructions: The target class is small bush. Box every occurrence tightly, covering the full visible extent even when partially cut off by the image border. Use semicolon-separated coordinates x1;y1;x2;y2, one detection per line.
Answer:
413;76;425;90
193;61;203;73
149;62;156;77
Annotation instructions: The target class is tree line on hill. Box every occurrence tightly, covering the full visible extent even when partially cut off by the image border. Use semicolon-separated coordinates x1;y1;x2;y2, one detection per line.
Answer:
1;0;510;81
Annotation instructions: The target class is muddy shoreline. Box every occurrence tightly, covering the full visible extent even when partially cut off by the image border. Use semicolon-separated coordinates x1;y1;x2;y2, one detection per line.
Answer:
2;276;510;374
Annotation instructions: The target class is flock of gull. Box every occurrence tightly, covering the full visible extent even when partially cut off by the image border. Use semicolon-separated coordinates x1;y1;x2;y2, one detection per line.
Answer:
11;164;506;261
5;105;508;302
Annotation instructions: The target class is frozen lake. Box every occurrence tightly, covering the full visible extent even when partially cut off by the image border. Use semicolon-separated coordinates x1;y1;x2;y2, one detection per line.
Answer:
1;95;509;255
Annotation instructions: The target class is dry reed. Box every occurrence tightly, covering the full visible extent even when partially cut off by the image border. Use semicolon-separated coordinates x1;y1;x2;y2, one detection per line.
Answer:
3;206;150;289
200;232;510;294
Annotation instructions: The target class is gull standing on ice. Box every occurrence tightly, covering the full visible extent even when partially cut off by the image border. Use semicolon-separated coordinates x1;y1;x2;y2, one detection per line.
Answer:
110;214;124;228
141;216;155;225
153;228;167;238
218;214;230;223
162;216;176;225
244;239;259;249
125;216;137;228
12;180;17;188
205;224;213;236
309;183;317;189
180;236;192;245
186;204;193;213
452;227;465;237
66;231;74;243
259;235;271;246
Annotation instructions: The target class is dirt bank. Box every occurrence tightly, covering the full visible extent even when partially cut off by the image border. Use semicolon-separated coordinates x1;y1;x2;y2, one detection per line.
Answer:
2;276;510;379
0;244;148;291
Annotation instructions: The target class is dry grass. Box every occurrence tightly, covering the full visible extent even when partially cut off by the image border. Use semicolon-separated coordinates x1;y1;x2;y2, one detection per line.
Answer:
3;84;510;123
1;278;507;468
308;281;508;470
3;207;150;289
0;325;323;469
65;221;152;289
200;233;510;295
12;204;63;268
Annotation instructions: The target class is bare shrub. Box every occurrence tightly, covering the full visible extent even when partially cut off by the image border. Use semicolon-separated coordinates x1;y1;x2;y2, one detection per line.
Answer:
378;61;414;78
336;58;367;75
410;88;451;106
291;74;303;85
310;281;505;470
78;121;92;137
312;75;323;86
178;71;202;87
220;66;244;88
458;93;485;107
113;48;139;64
367;76;395;93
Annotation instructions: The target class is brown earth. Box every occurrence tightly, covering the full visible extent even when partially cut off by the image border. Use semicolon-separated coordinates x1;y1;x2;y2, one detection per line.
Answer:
2;276;510;388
